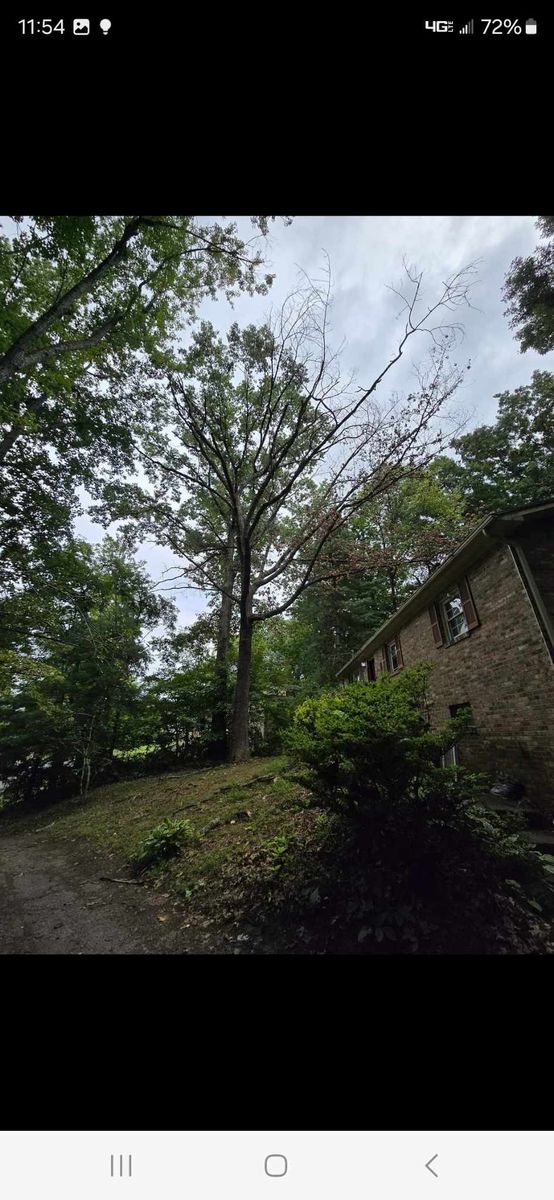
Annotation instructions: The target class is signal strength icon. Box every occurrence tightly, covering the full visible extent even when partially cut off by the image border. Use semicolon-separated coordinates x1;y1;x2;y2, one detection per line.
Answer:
459;18;474;33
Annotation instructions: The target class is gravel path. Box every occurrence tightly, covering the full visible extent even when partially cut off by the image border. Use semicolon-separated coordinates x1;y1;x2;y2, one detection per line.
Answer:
0;829;212;954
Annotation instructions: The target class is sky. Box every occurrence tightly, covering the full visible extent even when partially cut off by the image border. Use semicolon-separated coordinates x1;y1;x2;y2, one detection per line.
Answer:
71;214;553;629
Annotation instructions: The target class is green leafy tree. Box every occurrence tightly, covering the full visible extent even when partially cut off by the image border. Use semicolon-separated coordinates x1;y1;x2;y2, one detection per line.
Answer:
95;479;238;759
0;214;283;587
0;536;172;803
290;543;394;687
438;370;554;515
288;464;467;685
503;216;554;353
120;263;472;761
141;661;221;763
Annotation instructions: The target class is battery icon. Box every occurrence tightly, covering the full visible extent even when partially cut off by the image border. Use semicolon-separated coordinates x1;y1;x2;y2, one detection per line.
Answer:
525;17;537;33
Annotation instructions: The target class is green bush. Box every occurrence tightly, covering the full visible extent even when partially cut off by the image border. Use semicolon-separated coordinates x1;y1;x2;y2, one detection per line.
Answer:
286;664;473;811
273;666;554;952
129;817;196;874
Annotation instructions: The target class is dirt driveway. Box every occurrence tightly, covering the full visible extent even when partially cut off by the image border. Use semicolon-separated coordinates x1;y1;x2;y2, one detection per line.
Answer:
0;828;223;954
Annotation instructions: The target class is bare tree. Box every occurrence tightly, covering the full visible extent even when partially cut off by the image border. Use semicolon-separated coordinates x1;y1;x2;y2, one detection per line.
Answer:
131;260;476;760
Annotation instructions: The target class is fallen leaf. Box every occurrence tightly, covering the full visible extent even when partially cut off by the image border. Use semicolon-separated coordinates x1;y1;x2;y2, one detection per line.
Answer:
157;914;169;923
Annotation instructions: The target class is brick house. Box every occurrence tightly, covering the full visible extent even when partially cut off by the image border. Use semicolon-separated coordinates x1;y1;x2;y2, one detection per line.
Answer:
336;499;554;808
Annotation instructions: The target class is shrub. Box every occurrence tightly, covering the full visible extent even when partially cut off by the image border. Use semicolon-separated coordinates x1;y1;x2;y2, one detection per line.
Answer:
286;664;473;811
240;793;554;953
129;818;196;874
273;667;554;952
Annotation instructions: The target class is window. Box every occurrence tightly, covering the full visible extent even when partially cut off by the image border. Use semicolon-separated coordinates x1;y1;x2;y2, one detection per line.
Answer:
449;701;477;734
441;588;468;641
429;576;479;647
367;657;376;682
386;637;402;672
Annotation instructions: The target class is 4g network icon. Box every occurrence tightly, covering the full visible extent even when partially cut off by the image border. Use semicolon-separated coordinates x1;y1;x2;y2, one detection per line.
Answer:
424;20;454;31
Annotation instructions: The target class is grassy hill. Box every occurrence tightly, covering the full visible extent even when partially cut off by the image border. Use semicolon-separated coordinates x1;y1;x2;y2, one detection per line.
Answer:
0;756;322;952
4;754;554;954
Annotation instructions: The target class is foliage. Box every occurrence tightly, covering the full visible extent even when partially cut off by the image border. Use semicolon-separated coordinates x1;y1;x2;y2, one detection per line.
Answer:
503;216;554;354
247;619;304;753
289;464;467;685
141;659;222;763
243;793;554;953
254;674;554;952
112;261;471;759
0;215;278;591
0;536;173;805
285;665;472;809
438;371;554;516
129;817;196;874
4;746;552;954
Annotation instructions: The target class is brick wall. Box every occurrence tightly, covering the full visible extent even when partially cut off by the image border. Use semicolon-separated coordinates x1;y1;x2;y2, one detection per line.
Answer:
377;539;554;809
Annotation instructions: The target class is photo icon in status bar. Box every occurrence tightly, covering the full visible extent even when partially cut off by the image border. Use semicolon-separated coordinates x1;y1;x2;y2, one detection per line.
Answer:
72;17;112;34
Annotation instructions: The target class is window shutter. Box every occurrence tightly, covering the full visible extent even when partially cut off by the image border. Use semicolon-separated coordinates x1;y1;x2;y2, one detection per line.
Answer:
459;576;479;630
380;646;388;673
428;603;443;647
396;634;404;667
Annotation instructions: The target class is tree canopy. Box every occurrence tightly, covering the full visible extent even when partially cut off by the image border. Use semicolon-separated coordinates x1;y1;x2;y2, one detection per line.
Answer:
503;216;554;354
438;370;554;515
97;262;474;759
0;214;279;586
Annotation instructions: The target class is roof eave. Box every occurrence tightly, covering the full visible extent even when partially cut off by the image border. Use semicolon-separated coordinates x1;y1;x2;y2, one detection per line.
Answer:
336;497;554;681
336;521;494;679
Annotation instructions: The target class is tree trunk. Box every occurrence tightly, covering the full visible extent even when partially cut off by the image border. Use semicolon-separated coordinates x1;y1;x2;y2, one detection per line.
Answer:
78;711;96;802
229;562;253;762
109;711;121;759
211;521;235;758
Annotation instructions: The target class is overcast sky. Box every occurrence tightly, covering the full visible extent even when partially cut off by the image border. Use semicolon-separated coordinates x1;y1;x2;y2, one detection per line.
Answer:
72;214;553;628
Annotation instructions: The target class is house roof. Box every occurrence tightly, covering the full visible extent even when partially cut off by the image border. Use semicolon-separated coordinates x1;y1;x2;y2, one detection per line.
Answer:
336;496;554;680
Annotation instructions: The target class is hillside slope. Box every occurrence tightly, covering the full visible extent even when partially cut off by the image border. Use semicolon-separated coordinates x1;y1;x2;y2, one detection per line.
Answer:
0;757;317;953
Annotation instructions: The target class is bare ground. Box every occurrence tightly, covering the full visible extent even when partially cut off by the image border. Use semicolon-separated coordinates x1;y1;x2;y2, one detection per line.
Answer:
0;827;228;955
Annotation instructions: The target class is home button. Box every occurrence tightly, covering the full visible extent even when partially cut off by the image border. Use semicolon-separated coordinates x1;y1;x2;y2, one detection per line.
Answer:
265;1156;288;1177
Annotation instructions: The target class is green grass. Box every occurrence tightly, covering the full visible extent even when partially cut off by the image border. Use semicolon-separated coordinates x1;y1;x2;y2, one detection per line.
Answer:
0;756;319;912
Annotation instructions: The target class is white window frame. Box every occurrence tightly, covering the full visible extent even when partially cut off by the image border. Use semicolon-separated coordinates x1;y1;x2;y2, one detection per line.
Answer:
439;586;469;644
